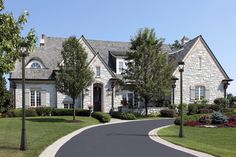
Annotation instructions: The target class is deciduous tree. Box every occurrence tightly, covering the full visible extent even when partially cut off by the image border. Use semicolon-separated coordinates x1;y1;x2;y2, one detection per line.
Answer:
122;28;173;116
56;36;94;120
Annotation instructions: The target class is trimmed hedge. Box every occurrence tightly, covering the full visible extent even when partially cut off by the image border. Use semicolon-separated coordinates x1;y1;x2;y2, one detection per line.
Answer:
13;108;37;117
51;108;90;116
160;109;176;117
92;112;111;123
110;111;136;120
35;107;52;116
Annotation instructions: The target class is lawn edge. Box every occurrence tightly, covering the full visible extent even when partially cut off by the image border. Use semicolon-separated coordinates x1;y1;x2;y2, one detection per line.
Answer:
148;125;215;157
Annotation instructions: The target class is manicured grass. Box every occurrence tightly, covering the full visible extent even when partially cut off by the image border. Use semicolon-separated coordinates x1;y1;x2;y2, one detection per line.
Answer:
158;125;236;157
0;116;100;157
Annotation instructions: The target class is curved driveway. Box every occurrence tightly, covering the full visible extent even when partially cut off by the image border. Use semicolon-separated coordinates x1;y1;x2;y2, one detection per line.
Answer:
56;119;196;157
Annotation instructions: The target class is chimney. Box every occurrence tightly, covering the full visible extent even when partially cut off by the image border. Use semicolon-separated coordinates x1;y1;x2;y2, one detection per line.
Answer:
181;36;190;45
40;34;45;47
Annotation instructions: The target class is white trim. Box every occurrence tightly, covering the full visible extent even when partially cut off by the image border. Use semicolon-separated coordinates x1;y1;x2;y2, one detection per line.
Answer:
26;60;45;69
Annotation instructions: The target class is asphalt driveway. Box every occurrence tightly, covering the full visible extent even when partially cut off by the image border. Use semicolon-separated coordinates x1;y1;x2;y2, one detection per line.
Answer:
56;119;196;157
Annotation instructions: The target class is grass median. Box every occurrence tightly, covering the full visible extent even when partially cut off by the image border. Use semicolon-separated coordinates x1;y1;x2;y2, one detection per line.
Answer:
158;125;236;157
0;116;100;157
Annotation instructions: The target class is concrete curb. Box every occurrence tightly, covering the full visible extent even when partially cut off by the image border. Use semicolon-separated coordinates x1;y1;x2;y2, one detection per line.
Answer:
148;125;215;157
39;118;172;157
39;119;134;157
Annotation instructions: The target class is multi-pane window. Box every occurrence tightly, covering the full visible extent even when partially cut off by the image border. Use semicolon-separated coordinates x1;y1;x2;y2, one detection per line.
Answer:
96;66;101;77
64;104;74;109
31;90;41;107
122;91;134;107
31;62;41;69
195;86;205;100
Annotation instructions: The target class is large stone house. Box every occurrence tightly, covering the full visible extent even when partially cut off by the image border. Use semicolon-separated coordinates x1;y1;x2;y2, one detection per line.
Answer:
9;35;232;112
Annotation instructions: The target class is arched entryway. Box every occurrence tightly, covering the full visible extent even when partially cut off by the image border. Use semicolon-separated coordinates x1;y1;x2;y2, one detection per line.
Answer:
93;83;103;112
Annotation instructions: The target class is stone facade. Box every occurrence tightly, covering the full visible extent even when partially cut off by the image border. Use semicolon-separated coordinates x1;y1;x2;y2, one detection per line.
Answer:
173;38;225;104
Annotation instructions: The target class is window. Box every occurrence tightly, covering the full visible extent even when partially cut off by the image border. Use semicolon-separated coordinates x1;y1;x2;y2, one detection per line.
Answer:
31;62;41;69
121;91;134;107
195;86;205;100
118;61;124;73
96;66;101;77
64;104;74;109
30;90;41;107
64;104;68;109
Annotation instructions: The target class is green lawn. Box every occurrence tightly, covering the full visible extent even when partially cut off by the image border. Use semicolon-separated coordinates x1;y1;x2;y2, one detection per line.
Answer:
0;116;100;157
158;125;236;157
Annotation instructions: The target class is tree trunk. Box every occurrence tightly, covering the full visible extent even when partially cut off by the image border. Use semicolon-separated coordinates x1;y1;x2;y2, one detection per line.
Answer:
145;98;148;116
73;98;75;120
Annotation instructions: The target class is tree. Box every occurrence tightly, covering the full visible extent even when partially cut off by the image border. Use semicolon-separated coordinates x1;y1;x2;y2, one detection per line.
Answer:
0;0;36;74
122;28;173;116
0;75;12;113
170;40;182;51
56;36;94;120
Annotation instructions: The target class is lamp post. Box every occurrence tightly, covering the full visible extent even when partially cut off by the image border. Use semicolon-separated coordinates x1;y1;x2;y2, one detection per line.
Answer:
178;61;184;138
20;42;29;151
171;76;179;105
222;79;233;98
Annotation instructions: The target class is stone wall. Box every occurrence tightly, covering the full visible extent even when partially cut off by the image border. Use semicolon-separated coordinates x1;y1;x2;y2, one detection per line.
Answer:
120;107;168;115
15;82;57;108
173;39;225;105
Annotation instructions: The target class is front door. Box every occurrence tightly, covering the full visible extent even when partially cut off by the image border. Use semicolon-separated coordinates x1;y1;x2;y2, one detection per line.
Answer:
93;84;102;111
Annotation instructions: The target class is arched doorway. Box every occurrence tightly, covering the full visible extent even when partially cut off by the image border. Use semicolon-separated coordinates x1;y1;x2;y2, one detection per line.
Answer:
93;83;102;112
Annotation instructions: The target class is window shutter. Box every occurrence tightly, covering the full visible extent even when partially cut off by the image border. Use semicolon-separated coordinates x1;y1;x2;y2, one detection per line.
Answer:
25;91;30;108
190;86;195;101
41;91;46;106
205;89;210;101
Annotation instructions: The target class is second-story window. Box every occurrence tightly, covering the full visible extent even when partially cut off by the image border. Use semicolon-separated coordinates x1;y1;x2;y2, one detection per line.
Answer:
96;66;101;77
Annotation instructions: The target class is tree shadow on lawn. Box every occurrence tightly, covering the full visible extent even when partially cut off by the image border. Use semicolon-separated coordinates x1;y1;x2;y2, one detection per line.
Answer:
26;118;66;123
0;145;19;151
26;118;82;123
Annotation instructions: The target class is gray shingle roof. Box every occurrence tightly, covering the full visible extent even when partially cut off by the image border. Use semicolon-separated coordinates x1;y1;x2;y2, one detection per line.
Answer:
10;35;196;80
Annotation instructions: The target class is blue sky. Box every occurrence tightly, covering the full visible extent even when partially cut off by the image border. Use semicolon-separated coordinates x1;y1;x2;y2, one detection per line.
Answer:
4;0;236;95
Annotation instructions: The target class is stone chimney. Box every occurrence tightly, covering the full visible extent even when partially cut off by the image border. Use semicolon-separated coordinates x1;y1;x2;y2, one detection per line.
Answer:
181;36;190;45
40;34;45;47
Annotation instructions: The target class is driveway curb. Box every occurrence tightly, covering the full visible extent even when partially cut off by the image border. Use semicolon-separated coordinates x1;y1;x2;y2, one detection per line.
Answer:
39;119;134;157
148;125;215;157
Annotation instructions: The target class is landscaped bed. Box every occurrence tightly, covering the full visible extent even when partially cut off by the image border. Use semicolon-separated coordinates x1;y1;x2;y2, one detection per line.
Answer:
158;125;236;157
0;116;100;157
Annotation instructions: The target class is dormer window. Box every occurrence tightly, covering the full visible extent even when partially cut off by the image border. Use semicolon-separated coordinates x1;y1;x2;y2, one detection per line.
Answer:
26;59;45;69
31;62;41;69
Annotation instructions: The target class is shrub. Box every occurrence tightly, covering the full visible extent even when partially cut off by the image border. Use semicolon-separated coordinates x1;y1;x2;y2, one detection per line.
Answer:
214;98;229;110
197;104;210;110
188;104;198;115
26;108;38;117
222;108;234;113
198;108;213;114
168;104;177;110
199;115;212;124
110;111;136;120
160;109;176;117
51;109;74;116
177;103;188;115
211;112;228;124
35;107;52;116
92;112;111;123
185;121;203;127
13;108;37;117
209;104;221;112
174;114;202;125
75;109;90;116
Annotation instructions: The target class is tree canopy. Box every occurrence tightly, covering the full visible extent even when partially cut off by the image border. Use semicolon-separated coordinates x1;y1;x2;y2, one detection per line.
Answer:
0;0;36;74
56;36;94;120
122;28;173;116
